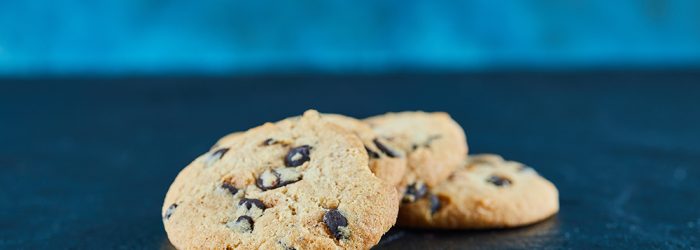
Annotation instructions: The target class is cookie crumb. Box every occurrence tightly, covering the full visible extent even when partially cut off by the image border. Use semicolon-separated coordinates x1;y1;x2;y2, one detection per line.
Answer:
486;175;512;187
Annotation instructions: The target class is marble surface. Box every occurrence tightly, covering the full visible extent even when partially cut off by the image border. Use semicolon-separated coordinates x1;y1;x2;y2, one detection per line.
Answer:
1;71;699;249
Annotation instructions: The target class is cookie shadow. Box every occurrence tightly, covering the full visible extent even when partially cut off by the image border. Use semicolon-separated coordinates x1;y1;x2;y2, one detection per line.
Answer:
373;215;562;250
159;216;561;249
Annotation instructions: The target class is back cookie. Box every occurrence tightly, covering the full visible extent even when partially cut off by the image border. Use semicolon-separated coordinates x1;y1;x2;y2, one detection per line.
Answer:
364;111;468;203
397;154;559;228
320;113;407;189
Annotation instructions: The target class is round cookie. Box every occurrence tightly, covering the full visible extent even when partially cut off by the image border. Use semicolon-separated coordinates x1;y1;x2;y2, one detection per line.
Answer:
162;110;399;249
397;154;559;228
213;114;408;189
320;114;407;189
364;111;468;202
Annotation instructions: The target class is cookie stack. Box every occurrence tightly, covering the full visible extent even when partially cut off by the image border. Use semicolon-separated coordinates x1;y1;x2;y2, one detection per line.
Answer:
162;110;559;249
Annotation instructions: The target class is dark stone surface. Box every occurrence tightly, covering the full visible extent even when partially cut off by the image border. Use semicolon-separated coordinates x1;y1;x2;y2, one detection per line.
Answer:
1;71;699;249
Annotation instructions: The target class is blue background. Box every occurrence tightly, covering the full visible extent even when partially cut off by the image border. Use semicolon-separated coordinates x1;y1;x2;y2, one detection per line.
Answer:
1;0;700;75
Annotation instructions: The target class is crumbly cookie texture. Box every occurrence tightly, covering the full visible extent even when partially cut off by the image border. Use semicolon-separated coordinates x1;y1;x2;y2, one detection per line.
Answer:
320;113;407;189
163;110;398;250
215;114;408;190
364;111;468;200
397;154;559;229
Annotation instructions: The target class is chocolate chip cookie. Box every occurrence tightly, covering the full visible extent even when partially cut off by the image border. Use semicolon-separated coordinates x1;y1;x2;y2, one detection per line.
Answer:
320;113;407;189
397;154;559;228
364;111;468;202
214;114;408;190
162;110;399;249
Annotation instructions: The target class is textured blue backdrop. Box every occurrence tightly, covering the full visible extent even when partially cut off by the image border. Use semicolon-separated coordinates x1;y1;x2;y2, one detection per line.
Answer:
1;1;700;75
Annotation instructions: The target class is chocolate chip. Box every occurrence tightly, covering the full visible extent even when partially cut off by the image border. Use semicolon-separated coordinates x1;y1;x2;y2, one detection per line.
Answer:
233;215;254;232
206;148;230;167
412;135;443;151
278;241;296;250
221;182;239;195
323;209;349;240
262;138;277;146
163;203;177;220
285;145;311;167
487;175;512;187
365;146;380;159
373;138;398;158
239;198;266;211
256;168;302;191
212;148;230;159
429;194;441;215
402;182;428;203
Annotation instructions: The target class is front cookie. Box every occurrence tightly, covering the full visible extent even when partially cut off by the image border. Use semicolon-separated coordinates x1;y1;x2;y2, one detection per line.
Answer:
398;154;559;228
214;114;407;190
162;110;399;249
